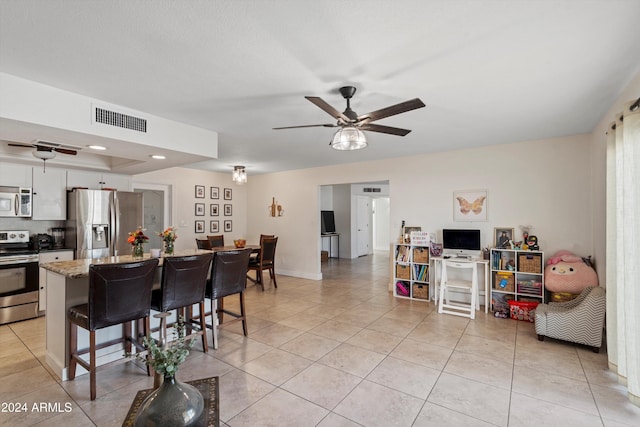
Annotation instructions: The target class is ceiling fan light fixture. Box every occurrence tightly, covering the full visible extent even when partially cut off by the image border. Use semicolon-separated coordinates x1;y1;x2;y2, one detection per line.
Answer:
232;165;247;185
32;150;56;160
331;126;368;150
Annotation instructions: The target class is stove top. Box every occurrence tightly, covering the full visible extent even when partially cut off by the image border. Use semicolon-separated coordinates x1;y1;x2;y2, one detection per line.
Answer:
0;230;36;256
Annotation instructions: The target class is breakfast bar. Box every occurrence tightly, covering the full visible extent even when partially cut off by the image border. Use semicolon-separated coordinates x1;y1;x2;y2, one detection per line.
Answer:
41;249;212;380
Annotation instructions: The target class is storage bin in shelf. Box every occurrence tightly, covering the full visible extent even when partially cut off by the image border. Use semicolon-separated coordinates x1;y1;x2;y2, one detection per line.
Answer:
412;283;429;300
395;281;410;297
518;253;542;273
494;271;515;292
396;264;411;280
412;247;429;264
508;300;539;322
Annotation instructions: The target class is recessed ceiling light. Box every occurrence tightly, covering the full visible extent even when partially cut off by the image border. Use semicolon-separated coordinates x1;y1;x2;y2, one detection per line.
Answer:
87;145;107;150
151;155;166;160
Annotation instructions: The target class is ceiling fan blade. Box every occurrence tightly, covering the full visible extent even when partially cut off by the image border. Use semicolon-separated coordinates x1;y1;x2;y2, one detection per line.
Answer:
359;123;412;136
305;96;351;123
357;98;426;123
54;148;78;155
7;142;34;148
273;124;337;130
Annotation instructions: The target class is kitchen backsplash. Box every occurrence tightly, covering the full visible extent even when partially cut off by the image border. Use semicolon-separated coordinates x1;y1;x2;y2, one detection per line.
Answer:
0;218;65;235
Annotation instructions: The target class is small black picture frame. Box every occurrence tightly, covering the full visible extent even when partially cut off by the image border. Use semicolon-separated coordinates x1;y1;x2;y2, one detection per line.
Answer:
224;188;232;200
210;186;219;199
224;204;232;216
195;185;205;199
195;203;205;216
210;204;219;216
195;220;205;233
224;220;232;232
210;220;219;233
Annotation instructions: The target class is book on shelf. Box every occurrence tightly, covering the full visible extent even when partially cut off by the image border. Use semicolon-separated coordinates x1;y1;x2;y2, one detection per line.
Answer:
413;264;429;282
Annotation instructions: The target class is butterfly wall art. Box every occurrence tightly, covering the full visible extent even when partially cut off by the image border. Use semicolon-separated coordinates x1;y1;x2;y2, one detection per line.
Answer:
453;190;488;221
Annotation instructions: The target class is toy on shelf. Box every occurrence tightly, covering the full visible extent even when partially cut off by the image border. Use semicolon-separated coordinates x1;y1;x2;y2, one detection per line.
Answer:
545;250;598;295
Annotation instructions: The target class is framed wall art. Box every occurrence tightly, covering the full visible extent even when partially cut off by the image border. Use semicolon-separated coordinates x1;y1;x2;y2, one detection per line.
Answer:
210;204;219;216
210;220;219;233
224;188;232;200
224;220;232;232
195;203;205;216
210;186;219;199
224;204;232;216
453;189;488;222
195;185;205;199
195;220;205;233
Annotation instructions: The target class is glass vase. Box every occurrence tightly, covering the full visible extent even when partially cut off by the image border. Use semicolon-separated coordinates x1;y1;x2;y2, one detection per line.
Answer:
164;240;174;255
134;375;204;427
132;243;144;259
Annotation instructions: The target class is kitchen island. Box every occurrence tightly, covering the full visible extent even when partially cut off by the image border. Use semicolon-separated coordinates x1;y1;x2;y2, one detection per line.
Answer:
41;249;212;380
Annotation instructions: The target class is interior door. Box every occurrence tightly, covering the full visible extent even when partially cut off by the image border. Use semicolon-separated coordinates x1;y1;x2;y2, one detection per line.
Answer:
133;183;171;251
356;196;370;256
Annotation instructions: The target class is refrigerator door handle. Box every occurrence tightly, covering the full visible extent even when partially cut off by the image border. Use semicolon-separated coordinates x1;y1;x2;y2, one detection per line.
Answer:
110;193;118;256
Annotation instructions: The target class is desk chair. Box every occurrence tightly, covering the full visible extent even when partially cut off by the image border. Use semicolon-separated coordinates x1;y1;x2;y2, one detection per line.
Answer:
151;253;214;353
438;260;478;320
207;235;225;248
196;238;211;250
205;248;252;349
68;258;159;400
248;236;278;291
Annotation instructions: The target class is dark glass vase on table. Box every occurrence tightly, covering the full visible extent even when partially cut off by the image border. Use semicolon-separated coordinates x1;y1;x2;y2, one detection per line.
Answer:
134;374;204;427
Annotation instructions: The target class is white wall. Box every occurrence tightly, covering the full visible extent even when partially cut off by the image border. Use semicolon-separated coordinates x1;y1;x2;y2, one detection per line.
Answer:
247;133;595;280
133;167;247;250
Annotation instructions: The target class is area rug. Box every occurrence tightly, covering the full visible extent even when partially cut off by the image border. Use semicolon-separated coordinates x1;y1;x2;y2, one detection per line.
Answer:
122;376;219;427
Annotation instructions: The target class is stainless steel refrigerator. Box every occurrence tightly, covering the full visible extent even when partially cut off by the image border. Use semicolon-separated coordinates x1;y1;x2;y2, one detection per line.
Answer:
66;189;143;259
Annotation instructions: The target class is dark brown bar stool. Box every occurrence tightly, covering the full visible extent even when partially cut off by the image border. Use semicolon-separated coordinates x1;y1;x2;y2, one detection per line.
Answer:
151;253;214;353
205;249;252;349
68;258;159;401
196;238;211;249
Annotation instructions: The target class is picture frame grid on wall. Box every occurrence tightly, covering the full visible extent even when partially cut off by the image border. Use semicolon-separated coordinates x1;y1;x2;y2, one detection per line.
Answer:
210;186;219;199
210;204;219;216
210;220;219;233
224;204;232;216
195;220;205;233
195;185;205;199
224;220;232;232
195;203;205;216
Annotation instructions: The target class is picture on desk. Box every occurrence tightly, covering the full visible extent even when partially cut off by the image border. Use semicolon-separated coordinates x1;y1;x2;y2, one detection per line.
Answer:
430;243;443;257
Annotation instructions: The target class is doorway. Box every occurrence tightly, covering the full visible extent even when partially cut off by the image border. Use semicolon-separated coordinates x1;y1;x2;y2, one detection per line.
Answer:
133;183;172;250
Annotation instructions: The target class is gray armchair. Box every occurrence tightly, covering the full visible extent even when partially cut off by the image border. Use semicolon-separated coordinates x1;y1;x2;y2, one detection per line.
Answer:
535;286;606;352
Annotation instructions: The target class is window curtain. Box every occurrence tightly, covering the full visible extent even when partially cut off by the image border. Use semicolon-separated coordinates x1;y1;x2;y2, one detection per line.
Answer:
606;98;640;406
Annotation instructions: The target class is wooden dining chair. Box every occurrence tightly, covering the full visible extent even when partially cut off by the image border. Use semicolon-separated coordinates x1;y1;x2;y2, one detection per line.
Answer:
68;258;159;400
247;236;278;291
207;235;225;248
196;238;211;249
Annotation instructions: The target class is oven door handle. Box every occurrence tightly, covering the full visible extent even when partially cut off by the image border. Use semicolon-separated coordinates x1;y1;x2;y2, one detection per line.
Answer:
15;194;19;216
0;256;38;265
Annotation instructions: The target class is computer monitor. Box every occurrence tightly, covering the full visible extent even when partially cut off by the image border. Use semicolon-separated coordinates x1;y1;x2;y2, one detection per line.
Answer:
321;210;336;234
442;229;481;256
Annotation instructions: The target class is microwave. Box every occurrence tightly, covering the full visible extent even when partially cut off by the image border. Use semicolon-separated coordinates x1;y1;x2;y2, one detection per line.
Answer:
0;186;32;217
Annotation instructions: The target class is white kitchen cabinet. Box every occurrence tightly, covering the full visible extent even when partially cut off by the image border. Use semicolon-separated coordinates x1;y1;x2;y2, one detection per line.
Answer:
66;170;132;191
38;250;74;312
0;162;32;187
32;167;67;220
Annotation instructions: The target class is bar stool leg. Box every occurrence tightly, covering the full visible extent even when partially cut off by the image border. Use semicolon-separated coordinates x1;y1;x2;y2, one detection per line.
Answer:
198;301;208;353
240;292;248;336
68;322;77;380
89;330;96;401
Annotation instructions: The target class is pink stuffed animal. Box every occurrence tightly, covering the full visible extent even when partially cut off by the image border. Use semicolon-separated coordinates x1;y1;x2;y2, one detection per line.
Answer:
545;250;598;293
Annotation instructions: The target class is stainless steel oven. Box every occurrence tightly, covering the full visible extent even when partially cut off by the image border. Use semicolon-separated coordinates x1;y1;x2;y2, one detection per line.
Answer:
0;231;39;325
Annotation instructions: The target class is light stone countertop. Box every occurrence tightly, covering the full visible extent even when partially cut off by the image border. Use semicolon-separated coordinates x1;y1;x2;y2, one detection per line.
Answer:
40;249;214;279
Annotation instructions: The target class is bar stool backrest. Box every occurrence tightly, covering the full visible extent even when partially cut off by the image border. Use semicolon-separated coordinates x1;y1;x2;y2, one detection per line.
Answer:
208;249;252;299
207;235;225;248
88;258;159;331
157;254;214;312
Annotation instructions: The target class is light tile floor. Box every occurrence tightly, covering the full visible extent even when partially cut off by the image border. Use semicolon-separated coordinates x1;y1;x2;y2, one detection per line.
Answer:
1;252;639;426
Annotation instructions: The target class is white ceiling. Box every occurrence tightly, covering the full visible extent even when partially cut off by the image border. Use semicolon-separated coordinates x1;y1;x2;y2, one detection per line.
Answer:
1;0;639;176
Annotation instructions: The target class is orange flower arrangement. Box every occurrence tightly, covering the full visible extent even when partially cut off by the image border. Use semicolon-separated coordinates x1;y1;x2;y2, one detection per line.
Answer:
127;227;149;245
158;226;177;243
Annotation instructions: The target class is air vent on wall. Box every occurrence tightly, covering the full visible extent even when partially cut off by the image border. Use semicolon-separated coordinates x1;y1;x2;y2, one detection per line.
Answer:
363;187;381;193
94;107;147;133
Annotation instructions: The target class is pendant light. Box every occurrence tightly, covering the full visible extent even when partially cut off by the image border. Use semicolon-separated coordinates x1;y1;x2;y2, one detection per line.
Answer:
232;166;247;185
330;126;368;150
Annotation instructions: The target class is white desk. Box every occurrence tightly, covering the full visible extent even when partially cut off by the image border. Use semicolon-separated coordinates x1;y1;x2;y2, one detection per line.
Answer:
321;233;340;258
430;256;490;313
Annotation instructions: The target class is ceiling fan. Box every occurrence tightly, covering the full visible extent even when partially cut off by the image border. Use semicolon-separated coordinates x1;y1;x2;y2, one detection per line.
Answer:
6;140;78;171
273;86;426;149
